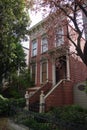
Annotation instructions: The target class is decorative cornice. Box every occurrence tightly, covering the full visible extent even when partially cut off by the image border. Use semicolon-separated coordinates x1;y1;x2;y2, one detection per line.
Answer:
40;56;48;62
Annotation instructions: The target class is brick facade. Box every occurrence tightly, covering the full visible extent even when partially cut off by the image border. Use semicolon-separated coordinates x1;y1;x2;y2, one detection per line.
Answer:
45;80;73;111
28;19;87;111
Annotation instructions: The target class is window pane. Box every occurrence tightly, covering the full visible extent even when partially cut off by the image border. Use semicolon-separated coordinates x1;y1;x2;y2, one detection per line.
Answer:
32;40;37;56
56;27;63;46
33;42;37;48
42;63;46;72
42;73;47;82
42;62;47;82
42;37;48;53
32;49;37;56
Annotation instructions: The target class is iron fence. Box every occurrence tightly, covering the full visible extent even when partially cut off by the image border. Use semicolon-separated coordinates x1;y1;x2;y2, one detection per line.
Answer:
9;106;87;130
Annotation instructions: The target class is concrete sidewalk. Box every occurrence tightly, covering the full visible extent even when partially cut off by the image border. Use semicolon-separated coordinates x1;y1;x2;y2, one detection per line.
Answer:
0;118;29;130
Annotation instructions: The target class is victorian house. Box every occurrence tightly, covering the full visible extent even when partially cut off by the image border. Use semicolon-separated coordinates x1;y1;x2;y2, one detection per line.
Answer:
28;16;87;112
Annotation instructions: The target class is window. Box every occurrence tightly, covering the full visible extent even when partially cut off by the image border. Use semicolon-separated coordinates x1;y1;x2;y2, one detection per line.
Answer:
55;27;64;46
42;62;47;82
32;64;36;84
32;40;37;56
41;36;48;53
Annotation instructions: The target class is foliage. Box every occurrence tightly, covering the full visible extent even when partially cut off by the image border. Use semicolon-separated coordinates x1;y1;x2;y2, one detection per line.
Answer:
2;69;34;98
22;118;51;130
0;0;30;86
13;105;87;129
18;68;35;89
3;86;22;99
50;105;87;125
0;96;9;116
32;0;87;66
9;98;26;108
0;97;25;116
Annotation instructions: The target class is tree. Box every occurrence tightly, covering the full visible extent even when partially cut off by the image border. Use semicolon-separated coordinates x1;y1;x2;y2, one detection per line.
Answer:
32;0;87;66
2;68;34;98
0;0;30;86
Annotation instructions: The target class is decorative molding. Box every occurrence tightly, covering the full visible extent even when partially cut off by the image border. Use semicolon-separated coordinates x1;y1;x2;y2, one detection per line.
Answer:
30;59;36;64
40;56;48;62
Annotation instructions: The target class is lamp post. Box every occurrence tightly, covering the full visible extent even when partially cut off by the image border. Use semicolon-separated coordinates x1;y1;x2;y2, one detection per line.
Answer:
25;91;29;110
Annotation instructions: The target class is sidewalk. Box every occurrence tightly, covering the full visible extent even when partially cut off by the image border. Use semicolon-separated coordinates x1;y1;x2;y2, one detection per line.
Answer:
0;117;29;130
0;118;10;130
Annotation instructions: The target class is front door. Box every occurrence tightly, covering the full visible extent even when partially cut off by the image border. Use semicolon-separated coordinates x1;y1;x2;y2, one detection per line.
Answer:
55;56;66;84
55;66;60;83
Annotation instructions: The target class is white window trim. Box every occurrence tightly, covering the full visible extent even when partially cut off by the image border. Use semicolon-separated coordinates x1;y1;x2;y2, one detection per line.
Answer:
40;61;48;84
55;27;64;47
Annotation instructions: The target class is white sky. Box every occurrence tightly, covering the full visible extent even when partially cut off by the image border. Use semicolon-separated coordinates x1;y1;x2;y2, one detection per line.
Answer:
21;11;43;48
29;11;43;27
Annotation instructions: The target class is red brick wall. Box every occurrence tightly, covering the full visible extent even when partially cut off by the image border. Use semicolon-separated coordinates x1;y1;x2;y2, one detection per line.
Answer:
70;56;87;85
45;80;73;111
29;34;54;86
29;82;52;105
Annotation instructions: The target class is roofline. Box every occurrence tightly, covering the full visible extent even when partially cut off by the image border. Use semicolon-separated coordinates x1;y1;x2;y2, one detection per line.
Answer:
29;17;47;31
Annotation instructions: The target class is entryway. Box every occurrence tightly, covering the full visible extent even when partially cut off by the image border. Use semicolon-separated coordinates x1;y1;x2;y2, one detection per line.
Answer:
55;56;66;84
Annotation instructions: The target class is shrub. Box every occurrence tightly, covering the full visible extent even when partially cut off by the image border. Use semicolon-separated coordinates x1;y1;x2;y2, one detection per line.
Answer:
9;98;26;108
0;98;9;116
51;105;87;125
22;118;51;130
0;97;26;117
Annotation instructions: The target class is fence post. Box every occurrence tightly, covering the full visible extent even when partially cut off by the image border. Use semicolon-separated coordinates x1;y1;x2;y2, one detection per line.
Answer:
25;91;29;110
39;91;45;113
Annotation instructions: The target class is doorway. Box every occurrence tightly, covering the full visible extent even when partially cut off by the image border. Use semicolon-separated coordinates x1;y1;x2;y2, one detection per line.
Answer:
55;56;66;84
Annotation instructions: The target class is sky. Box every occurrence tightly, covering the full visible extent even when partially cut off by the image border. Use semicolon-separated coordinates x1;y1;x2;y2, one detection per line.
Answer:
21;11;43;48
29;11;43;27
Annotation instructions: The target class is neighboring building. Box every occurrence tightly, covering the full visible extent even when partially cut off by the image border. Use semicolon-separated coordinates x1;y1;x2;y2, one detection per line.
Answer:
28;17;87;112
23;46;29;66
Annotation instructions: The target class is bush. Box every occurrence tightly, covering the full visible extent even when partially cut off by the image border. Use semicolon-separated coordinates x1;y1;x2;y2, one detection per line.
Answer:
22;118;51;130
0;98;9;116
0;97;26;117
50;105;87;125
9;98;26;108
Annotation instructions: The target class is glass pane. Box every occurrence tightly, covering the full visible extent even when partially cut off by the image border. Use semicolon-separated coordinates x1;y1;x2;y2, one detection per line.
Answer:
42;45;48;52
32;40;37;56
33;42;37;49
42;37;48;52
32;49;37;56
42;73;47;82
42;62;47;72
56;27;63;46
42;62;47;82
42;37;47;44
